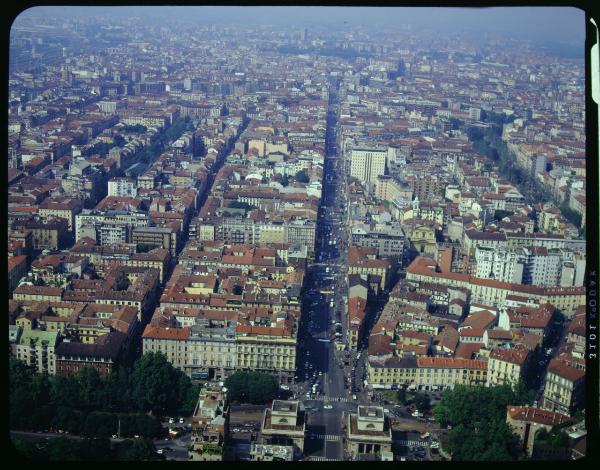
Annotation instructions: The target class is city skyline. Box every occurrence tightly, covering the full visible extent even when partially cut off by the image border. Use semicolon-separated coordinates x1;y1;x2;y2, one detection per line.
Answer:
13;5;585;44
8;4;591;462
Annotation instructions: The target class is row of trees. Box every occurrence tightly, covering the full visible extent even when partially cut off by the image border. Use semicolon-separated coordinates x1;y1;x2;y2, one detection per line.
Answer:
434;383;534;460
132;116;194;166
122;124;148;134
10;353;200;436
224;371;279;404
228;201;257;212
11;436;163;461
467;126;554;204
280;169;310;187
467;120;583;233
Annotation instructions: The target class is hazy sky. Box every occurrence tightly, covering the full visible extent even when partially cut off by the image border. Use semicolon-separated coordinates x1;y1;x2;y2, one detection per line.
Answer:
15;6;585;44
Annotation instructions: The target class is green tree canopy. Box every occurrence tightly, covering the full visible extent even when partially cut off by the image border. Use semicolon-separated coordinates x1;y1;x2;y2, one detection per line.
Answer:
113;134;126;147
123;124;147;134
225;371;279;404
494;210;514;221
295;169;310;183
413;392;431;412
130;352;182;414
434;383;533;461
229;201;256;211
9;353;193;437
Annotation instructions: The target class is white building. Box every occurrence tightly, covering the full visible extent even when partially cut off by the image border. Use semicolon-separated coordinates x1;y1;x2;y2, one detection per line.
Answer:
350;146;388;186
15;330;58;375
524;246;563;286
559;254;586;287
475;246;526;283
108;178;138;197
75;209;150;245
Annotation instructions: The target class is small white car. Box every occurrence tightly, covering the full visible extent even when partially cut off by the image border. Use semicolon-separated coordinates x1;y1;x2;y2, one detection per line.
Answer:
323;405;333;410
179;418;184;424
168;418;174;424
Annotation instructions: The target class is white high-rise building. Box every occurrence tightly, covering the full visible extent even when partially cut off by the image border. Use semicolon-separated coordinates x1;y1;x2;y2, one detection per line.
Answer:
475;246;526;283
350;146;387;186
523;246;563;286
108;178;138;197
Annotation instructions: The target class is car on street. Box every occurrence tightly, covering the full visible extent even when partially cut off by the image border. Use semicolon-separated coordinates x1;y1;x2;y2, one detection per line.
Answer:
323;405;333;410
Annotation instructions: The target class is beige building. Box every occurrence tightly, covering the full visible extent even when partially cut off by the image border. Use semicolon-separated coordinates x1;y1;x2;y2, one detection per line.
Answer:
38;198;83;231
348;247;391;290
187;320;237;381
541;356;585;416
13;285;63;303
374;175;406;201
486;345;531;387
142;325;191;373
235;324;297;385
367;356;487;391
408;225;438;257
344;406;392;460
259;400;306;459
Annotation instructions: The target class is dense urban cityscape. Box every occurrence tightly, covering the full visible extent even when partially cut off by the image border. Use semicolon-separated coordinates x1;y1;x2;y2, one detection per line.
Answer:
8;6;589;462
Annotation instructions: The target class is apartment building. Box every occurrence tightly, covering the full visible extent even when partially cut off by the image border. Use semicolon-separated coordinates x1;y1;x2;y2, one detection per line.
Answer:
366;355;487;391
351;223;405;259
187;318;237;381
8;255;29;297
75;209;150;245
406;256;585;315
541;356;585;416
235;324;297;385
142;326;190;373
38;197;83;231
350;146;388;186
54;330;127;376
486;345;532;387
15;329;59;374
475;246;526;283
108;177;138;197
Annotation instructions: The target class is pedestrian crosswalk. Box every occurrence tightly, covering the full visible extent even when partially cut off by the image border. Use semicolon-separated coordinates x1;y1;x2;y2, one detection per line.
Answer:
320;396;352;403
396;440;428;447
308;433;343;442
305;456;339;461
